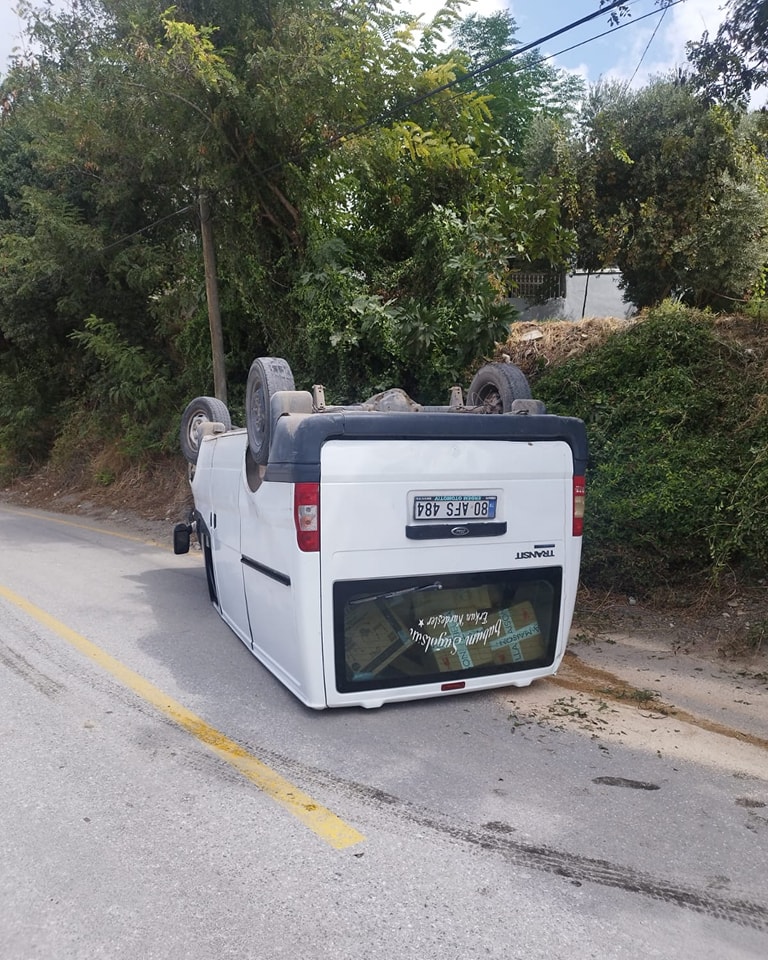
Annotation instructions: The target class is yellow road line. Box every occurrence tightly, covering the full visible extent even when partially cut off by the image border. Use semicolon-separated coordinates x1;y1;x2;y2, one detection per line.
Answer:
0;583;365;850
0;503;161;546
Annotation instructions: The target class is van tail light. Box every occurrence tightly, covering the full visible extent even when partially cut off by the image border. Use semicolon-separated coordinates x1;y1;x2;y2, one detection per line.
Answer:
572;475;586;537
294;482;320;552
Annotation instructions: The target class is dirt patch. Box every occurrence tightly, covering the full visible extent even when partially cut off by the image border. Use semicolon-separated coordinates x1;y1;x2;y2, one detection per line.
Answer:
503;640;768;781
494;316;631;382
553;650;768;751
572;578;768;658
500;575;768;778
0;454;194;542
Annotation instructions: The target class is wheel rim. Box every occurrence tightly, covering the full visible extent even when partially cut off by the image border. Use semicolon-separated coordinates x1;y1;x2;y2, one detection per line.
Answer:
476;385;502;414
188;410;207;449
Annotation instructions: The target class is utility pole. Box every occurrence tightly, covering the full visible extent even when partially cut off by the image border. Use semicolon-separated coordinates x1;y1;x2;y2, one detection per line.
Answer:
581;269;591;319
199;192;227;404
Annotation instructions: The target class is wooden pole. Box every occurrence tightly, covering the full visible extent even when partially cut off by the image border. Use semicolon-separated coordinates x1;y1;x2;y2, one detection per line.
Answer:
581;269;591;319
199;192;227;404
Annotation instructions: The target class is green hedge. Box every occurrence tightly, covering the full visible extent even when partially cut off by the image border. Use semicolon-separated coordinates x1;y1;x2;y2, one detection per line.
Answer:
534;303;768;593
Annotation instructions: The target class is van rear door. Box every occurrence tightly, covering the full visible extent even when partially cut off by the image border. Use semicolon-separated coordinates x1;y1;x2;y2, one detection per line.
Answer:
318;434;581;707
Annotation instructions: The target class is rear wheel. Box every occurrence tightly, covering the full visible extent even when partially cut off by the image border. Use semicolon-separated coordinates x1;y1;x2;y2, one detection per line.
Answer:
245;357;295;464
180;396;232;464
466;363;531;414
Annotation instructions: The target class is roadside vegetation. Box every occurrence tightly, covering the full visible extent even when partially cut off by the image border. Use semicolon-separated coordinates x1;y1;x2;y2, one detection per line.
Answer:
500;306;768;595
1;1;767;597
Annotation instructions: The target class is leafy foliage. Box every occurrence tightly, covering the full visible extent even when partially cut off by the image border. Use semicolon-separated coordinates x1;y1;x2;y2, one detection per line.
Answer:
0;0;576;459
527;78;768;310
70;316;178;452
292;199;529;403
687;0;768;107
535;304;768;592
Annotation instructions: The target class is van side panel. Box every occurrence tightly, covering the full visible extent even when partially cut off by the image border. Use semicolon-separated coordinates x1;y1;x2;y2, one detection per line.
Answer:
204;433;251;643
239;478;327;708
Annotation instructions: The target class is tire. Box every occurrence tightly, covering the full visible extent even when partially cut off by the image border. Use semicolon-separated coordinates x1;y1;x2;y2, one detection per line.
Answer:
180;396;232;464
466;363;532;414
245;357;295;464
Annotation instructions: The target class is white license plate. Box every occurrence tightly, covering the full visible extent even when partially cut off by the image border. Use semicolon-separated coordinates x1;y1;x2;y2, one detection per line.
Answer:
413;494;497;522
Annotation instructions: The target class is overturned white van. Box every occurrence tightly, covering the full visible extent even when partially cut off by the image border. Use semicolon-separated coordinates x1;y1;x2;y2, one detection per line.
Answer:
174;358;587;709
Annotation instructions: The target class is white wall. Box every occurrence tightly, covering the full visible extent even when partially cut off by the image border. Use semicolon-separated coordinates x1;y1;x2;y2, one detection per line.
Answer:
511;271;637;322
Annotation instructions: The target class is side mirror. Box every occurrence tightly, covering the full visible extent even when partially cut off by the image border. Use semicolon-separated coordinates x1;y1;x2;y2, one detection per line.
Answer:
173;523;191;555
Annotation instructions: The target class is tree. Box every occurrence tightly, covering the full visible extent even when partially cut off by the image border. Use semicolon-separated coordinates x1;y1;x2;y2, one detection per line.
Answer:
0;1;210;465
687;0;768;107
526;78;768;309
451;11;585;162
0;0;576;472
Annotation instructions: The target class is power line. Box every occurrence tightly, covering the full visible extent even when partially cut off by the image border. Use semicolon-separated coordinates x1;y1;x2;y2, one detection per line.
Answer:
310;0;635;152
629;2;670;84
98;204;195;254
445;1;686;111
464;0;687;107
515;0;684;78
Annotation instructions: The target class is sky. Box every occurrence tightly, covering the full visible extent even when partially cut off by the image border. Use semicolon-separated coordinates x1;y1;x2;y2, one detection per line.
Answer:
0;0;729;88
406;0;729;88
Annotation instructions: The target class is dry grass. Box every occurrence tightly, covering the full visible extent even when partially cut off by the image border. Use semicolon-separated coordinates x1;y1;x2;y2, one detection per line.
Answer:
2;450;192;523
492;316;634;382
489;312;768;385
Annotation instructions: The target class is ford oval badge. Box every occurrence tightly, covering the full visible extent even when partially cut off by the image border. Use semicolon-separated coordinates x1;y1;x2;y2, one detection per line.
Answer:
451;526;470;537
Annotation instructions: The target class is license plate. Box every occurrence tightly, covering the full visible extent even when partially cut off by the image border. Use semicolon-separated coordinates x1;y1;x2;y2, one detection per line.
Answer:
413;494;497;522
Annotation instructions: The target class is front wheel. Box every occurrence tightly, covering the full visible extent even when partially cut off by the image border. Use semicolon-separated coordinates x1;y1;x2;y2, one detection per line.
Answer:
179;396;232;464
466;363;531;414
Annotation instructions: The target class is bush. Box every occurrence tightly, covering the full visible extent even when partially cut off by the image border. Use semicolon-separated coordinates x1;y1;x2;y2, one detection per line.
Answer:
535;302;768;593
69;315;182;455
291;215;517;405
0;351;67;481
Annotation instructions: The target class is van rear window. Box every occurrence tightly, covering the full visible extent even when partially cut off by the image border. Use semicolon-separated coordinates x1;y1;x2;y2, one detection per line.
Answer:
334;568;562;693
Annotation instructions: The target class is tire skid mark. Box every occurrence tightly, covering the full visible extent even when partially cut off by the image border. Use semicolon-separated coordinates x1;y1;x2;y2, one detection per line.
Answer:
551;652;768;752
415;813;768;932
243;745;768;932
0;639;64;699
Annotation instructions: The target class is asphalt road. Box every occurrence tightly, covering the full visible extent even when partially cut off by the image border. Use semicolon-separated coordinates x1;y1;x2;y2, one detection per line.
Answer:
1;503;766;960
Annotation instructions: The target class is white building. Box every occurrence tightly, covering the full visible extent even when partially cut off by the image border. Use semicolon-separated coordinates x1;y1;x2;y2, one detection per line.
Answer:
509;268;637;322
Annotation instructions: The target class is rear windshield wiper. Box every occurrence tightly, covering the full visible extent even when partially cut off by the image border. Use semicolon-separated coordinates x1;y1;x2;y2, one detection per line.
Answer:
350;582;443;605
